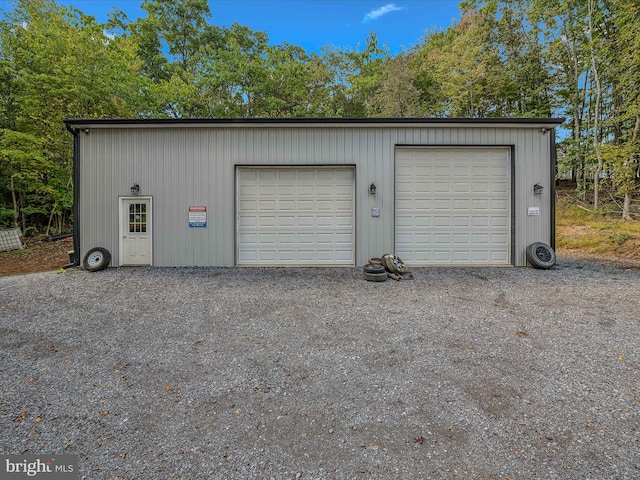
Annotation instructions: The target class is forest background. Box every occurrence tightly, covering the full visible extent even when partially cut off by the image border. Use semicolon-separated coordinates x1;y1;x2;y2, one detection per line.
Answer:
0;0;639;238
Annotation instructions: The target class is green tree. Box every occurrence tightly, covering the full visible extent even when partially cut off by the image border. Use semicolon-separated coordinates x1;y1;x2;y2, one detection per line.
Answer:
371;53;421;117
601;0;640;219
414;9;505;117
0;0;145;232
120;0;224;117
0;129;46;229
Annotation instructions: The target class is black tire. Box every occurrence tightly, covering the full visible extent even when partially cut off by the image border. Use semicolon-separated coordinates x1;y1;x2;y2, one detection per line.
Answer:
526;242;556;269
83;247;111;272
363;271;388;282
363;263;386;274
368;257;383;265
382;254;407;274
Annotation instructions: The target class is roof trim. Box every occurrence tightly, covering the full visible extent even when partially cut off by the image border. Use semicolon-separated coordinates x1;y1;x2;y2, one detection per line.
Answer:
64;117;566;129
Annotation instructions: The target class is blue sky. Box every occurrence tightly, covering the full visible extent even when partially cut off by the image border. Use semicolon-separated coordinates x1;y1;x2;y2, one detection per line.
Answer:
41;0;463;54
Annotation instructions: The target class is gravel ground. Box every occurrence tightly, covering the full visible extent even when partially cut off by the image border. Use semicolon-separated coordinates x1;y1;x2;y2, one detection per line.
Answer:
1;256;639;479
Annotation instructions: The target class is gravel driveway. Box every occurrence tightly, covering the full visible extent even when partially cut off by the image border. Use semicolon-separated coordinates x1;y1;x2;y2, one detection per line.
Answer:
1;257;639;479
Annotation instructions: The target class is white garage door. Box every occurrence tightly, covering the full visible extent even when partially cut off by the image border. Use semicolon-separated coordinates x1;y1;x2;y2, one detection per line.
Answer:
237;167;355;266
396;147;511;266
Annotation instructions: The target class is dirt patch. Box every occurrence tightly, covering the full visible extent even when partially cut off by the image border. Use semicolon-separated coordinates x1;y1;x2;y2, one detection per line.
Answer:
0;237;73;276
555;249;640;269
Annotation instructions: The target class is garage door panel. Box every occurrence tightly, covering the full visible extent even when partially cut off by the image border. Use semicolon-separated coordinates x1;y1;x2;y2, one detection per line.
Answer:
239;215;257;227
434;251;452;262
317;185;338;195
453;251;472;262
297;234;315;245
471;251;489;262
434;217;452;227
491;233;508;244
316;216;336;227
453;183;471;193
453;199;471;210
453;234;471;245
240;200;257;211
278;216;295;227
297;170;316;180
336;216;354;227
414;217;432;227
451;217;470;227
259;170;278;181
238;167;355;266
240;233;257;244
259;201;277;211
412;200;432;210
335;199;353;209
473;183;489;193
297;216;314;227
396;147;510;266
238;251;257;263
472;166;490;176
278;200;295;211
492;199;509;209
258;216;276;227
315;200;334;211
472;233;489;245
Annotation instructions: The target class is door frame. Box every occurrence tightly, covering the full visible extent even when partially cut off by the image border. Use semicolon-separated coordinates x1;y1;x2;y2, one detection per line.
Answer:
118;196;153;266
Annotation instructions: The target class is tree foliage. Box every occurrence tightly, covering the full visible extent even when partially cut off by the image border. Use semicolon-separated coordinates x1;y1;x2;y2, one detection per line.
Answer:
0;0;638;230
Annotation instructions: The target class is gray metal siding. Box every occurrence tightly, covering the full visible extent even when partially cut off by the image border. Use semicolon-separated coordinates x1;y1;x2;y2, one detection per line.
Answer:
78;125;554;267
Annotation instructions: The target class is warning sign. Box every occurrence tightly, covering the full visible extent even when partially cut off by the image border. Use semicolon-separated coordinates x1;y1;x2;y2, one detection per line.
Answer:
189;206;206;227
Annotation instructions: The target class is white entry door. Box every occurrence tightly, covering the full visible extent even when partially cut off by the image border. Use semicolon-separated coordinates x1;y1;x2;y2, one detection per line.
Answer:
120;197;152;266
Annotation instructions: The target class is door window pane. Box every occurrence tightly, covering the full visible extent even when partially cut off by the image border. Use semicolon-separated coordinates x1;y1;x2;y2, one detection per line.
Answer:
129;203;147;233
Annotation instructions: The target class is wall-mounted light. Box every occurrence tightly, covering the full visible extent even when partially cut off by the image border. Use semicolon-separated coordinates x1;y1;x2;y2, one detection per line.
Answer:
130;183;140;196
83;128;90;134
540;128;549;134
369;182;377;195
533;183;543;195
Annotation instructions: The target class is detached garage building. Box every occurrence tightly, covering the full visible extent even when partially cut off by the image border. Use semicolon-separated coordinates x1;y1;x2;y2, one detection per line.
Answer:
64;118;563;268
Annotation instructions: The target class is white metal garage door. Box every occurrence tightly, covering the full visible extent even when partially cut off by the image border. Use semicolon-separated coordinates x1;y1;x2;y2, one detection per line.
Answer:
396;147;511;266
237;167;355;266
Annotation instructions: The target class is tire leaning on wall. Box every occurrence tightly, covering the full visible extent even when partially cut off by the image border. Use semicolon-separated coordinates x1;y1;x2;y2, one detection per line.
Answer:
83;247;111;272
526;242;556;269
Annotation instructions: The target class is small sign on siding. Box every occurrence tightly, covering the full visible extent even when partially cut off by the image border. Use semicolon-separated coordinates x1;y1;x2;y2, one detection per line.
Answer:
189;206;207;227
527;207;540;216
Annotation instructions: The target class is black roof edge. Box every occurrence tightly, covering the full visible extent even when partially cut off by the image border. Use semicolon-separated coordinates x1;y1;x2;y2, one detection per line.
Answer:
64;117;566;127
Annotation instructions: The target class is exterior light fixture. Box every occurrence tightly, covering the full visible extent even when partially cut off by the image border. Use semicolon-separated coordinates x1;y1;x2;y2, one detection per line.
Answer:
369;182;377;195
130;183;140;196
533;183;543;195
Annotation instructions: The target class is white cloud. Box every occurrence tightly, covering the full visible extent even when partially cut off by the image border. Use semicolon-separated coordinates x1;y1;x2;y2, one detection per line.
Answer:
363;4;405;23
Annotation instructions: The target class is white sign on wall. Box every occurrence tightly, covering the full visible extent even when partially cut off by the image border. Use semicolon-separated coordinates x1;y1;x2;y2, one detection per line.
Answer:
189;206;207;227
528;207;540;216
